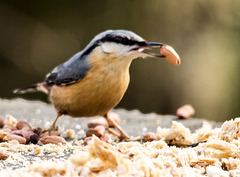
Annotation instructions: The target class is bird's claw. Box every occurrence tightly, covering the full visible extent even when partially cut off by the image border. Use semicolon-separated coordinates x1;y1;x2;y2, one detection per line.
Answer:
41;125;58;135
47;125;58;135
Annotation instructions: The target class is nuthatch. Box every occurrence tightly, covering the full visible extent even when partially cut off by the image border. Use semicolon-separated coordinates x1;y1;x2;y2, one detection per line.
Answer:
14;30;180;139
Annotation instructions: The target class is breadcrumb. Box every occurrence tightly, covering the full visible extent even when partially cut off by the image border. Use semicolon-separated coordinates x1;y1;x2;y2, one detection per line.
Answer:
1;118;240;176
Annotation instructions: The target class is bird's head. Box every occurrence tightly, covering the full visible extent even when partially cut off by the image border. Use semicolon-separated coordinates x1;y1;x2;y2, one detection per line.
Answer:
82;30;166;62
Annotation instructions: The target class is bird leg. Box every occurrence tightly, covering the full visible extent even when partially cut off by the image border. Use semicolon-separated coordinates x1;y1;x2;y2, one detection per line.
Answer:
108;128;121;138
104;113;129;140
48;113;61;134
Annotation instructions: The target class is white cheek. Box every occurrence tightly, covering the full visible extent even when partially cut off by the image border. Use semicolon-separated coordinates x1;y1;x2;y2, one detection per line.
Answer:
102;43;114;53
101;43;131;56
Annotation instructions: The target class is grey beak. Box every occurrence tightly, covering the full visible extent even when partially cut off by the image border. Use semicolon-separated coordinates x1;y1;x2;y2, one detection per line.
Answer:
146;42;166;47
140;42;166;58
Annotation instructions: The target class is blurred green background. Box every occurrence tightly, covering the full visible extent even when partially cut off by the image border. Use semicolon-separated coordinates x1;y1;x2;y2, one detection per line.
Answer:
0;0;240;122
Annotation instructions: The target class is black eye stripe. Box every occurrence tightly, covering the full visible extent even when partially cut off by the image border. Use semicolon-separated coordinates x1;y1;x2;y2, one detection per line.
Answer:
99;34;147;46
81;34;147;58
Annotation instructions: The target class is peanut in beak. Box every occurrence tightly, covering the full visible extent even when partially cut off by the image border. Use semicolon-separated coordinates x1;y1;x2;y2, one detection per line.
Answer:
139;43;181;66
160;45;181;66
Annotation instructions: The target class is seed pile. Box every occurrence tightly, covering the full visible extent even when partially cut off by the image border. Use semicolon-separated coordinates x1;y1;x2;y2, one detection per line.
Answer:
0;115;66;147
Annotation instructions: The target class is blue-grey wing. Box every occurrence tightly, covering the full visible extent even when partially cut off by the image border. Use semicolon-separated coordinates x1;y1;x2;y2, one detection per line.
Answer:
45;52;90;86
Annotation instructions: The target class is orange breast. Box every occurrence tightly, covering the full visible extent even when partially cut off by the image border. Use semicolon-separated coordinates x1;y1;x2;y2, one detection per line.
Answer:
50;50;131;117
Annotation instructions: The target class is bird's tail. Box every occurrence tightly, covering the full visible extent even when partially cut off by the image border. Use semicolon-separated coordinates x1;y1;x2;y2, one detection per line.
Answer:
13;83;49;95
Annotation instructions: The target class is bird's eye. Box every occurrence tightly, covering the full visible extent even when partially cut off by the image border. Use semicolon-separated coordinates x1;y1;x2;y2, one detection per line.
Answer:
138;41;147;46
121;37;130;45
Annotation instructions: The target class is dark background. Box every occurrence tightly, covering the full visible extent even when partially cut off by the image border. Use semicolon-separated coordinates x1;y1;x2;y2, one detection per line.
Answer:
1;0;240;122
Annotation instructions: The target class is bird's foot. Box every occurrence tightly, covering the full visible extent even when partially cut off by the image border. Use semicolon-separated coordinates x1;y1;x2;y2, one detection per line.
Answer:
43;113;61;135
42;124;58;135
47;125;58;135
105;115;129;140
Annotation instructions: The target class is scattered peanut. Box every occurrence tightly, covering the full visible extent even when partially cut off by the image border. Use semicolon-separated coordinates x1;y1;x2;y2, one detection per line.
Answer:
0;152;9;160
100;134;111;143
88;118;109;128
29;132;39;144
7;134;26;144
32;127;42;135
16;120;32;130
12;130;31;143
11;130;24;137
143;132;157;142
176;104;195;119
39;135;66;145
86;125;105;138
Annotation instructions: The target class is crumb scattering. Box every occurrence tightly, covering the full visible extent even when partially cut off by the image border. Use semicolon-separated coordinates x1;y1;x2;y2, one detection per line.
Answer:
1;117;240;176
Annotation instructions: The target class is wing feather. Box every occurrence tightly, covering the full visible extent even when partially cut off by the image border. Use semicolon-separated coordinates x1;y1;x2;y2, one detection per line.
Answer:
45;52;90;86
